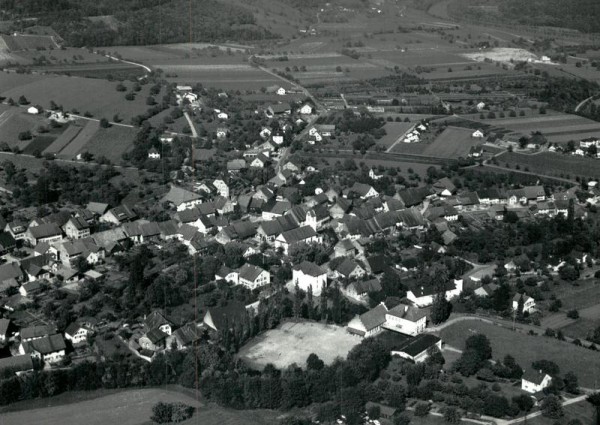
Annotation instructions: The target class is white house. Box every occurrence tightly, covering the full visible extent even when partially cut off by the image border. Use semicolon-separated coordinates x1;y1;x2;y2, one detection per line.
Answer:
277;87;286;96
369;168;383;180
217;112;229;120
213;179;230;199
347;303;388;338
275;225;322;255
27;106;40;115
476;102;486;111
238;264;270;290
64;323;91;344
383;304;427;336
272;133;284;145
521;370;552;393
299;104;313;115
472;130;484;138
512;294;535;313
19;334;66;364
292;261;327;296
63;217;90;240
161;186;203;211
148;147;161;159
407;279;463;308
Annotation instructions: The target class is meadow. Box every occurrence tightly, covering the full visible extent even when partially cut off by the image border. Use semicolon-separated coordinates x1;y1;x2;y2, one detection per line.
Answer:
497;151;600;180
439;320;600;388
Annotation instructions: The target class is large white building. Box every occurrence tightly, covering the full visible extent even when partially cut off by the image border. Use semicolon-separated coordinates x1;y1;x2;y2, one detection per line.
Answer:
406;279;463;308
292;261;327;296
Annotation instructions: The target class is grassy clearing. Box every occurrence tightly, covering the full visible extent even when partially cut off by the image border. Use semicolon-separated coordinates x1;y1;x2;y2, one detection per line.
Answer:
439;321;600;388
84;125;138;163
497;151;600;180
238;321;361;370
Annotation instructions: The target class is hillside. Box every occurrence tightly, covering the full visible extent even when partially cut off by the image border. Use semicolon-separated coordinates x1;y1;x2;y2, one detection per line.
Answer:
445;0;600;34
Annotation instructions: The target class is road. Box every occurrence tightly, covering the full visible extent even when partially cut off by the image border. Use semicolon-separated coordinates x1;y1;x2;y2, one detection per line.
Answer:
386;123;416;153
575;95;594;112
505;394;590;424
183;112;199;138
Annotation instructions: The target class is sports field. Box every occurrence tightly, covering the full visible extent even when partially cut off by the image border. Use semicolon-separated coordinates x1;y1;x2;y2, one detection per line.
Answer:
238;321;361;370
440;321;600;388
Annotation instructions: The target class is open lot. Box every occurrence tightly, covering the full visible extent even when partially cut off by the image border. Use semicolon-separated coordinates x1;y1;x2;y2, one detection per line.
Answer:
0;387;277;425
238;321;360;370
439;321;600;388
497;151;600;180
376;122;415;150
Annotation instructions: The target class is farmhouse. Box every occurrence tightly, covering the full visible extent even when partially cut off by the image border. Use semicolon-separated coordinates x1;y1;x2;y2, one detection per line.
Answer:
161;186;203;211
472;129;484;138
64;322;92;344
63;217;90;240
238;264;270;289
19;334;66;364
275;225;322;255
345;182;378;199
383;304;427;336
299;103;313;115
267;103;292;117
100;205;137;225
148;147;161;159
292;261;327;296
25;223;63;246
521;370;552;393
407;279;463;308
0;355;34;376
334;258;366;280
390;334;442;363
347;303;388;338
343;278;382;302
27;106;40;115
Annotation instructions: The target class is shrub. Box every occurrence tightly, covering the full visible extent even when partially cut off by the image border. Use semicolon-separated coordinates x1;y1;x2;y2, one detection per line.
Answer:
414;402;430;417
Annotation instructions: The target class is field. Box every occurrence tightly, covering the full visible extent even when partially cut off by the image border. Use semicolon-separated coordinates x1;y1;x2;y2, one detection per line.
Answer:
57;120;100;160
84;125;138;163
483;113;600;144
497;151;600;180
0;108;46;148
376;122;415;150
0;387;278;425
391;126;481;159
0;73;163;122
238;321;360;370
526;400;595;425
439;321;600;388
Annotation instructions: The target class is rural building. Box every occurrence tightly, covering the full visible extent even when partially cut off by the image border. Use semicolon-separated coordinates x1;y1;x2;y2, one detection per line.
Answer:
161;186;203;211
299;104;313;115
390;334;442;363
25;223;63;246
292;261;327;296
267;103;292;116
203;302;249;332
63;217;91;240
365;403;397;421
100;205;137;225
27;106;40;114
512;294;535;313
64;323;92;344
238;264;270;289
167;323;201;350
148;147;161;159
347;303;388;338
383;304;427;336
521;370;552;393
345;182;379;199
333;258;366;280
275;225;322;255
406;279;463;308
343;279;382;303
0;318;10;342
19;334;66;364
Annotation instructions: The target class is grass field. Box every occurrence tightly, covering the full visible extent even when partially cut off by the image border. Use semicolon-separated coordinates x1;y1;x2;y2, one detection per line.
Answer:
439;321;600;388
526;399;595;425
391;125;481;159
238;321;360;370
84;125;138;163
376;122;415;149
0;108;45;147
497;151;600;180
0;387;278;425
1;74;162;122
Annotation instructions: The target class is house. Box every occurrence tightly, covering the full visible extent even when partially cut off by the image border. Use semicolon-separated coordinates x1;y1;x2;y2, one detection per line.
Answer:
148;147;161;159
260;127;272;139
346;182;378;199
474;283;498;297
433;177;456;197
216;128;228;139
476;102;486;111
25;223;63;246
20;325;53;342
217;112;229;120
167;323;201;350
203;302;249;332
267;103;291;116
215;266;239;284
19;334;66;364
5;221;28;241
365;402;397;422
275;225;322;255
384;304;427;336
334;258;366;280
63;217;91;240
299;103;313;115
100;205;137;225
64;322;92;344
161;186;203;211
306;204;330;231
227;159;247;173
272;133;284;145
250;153;270;168
277;87;286;96
407;279;463;308
369;168;383;180
257;216;298;243
144;310;174;336
19;280;45;297
213;179;229;199
292;261;327;296
390;334;442;363
512;294;535;313
86;202;110;216
477;188;502;205
238;264;270;289
0;231;16;254
521;370;552;393
27;106;40;114
343;278;382;302
139;329;168;352
472;129;484;138
334;238;358;258
347;303;388;337
0;355;34;376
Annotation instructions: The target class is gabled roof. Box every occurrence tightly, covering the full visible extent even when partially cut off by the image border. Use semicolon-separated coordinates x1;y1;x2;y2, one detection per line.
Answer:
64;322;88;337
145;328;167;344
161;186;201;206
522;369;550;385
279;225;317;244
238;264;267;282
350;182;376;197
28;223;62;239
335;258;362;277
21;334;65;354
204;302;247;331
392;334;441;356
0;318;9;336
145;310;173;331
86;202;110;215
410;280;456;297
67;216;90;231
0;354;33;373
397;187;432;207
349;278;382;295
173;323;201;346
293;261;326;277
259;215;298;237
0;262;22;283
359;303;388;331
387;304;427;322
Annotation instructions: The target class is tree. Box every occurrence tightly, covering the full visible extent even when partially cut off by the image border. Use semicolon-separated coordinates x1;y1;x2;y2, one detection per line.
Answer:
414;402;430;416
306;353;324;371
367;404;381;420
430;280;451;324
541;395;563;419
564;371;579;394
587;392;600;425
512;394;534;412
465;334;492;360
443;406;460;423
99;118;110;128
18;95;29;105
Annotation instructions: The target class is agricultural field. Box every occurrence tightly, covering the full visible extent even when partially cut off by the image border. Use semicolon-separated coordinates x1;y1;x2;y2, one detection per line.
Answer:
483;113;600;144
56;120;100;160
439;320;600;388
238;321;360;370
83;125;138;163
375;122;415;150
0;387;278;425
0;107;46;148
0;74;164;122
497;151;600;180
391;125;481;159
